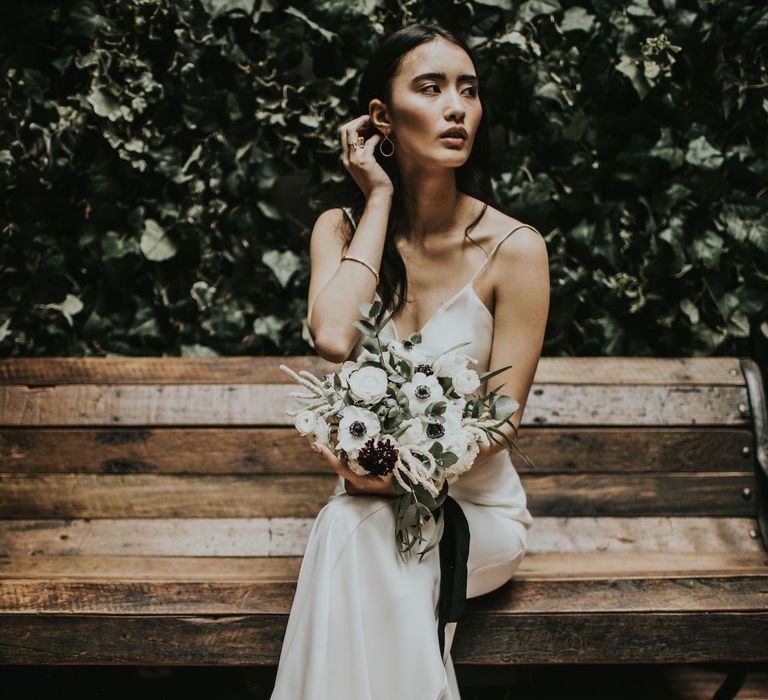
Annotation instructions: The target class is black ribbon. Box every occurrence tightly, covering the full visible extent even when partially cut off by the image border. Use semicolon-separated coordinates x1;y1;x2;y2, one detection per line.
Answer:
435;494;470;660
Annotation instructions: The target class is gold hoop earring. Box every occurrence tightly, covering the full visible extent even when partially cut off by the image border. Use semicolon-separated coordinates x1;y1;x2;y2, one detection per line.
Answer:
378;133;395;157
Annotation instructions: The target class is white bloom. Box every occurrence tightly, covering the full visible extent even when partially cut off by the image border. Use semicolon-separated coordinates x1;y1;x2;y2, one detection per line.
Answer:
433;349;474;378
442;428;480;483
398;416;428;447
314;415;331;447
338;361;359;389
444;397;467;427
453;368;481;396
336;405;381;454
402;371;445;415
389;340;433;365
347;365;389;404
294;408;319;436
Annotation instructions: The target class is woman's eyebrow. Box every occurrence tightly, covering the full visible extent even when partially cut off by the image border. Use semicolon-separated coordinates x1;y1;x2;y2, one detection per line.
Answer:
410;71;478;84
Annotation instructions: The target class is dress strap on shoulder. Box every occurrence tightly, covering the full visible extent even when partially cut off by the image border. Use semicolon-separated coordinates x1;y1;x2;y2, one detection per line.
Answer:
470;224;540;281
341;206;357;230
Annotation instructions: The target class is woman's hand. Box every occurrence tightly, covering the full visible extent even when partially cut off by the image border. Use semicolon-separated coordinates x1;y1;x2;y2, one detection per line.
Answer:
312;441;396;497
339;114;394;200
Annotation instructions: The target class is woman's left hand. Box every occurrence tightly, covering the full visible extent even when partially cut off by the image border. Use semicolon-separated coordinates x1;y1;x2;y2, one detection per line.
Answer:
312;442;396;497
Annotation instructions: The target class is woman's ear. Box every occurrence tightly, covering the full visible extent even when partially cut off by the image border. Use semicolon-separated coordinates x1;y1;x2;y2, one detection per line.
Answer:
369;98;391;134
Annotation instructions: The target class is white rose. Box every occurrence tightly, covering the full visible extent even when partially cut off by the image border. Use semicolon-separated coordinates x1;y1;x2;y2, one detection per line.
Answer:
347;365;389;404
439;400;467;436
453;368;481;396
338;360;360;389
399;416;427;447
294;408;318;436
441;428;480;482
433;349;472;378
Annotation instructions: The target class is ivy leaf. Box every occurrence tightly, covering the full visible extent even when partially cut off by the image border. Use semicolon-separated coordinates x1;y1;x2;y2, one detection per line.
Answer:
561;6;595;33
685;136;723;170
140;219;177;261
40;294;84;327
262;249;301;287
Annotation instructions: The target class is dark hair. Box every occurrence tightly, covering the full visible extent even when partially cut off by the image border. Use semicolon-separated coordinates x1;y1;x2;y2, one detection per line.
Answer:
320;22;509;321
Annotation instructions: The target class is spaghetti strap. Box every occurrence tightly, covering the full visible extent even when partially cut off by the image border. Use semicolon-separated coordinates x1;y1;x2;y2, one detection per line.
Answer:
469;224;539;282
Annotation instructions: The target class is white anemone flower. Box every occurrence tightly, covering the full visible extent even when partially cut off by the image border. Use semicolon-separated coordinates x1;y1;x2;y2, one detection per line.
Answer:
402;371;445;416
388;339;433;365
335;405;381;455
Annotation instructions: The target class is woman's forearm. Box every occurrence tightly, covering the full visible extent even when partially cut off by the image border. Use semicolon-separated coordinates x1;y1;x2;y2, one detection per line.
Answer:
310;191;393;362
472;420;519;469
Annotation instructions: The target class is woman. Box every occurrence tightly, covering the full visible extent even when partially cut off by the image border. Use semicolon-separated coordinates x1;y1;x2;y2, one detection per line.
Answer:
270;22;549;700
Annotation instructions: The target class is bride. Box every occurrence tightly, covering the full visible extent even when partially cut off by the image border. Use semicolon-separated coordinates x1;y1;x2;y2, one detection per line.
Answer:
270;22;549;700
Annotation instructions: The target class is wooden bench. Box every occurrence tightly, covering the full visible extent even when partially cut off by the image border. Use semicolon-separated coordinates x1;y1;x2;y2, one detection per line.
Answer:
1;356;767;698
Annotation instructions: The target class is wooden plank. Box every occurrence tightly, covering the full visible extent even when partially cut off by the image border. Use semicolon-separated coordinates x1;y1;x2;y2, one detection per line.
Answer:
0;356;745;386
0;426;754;474
0;357;333;386
1;573;766;614
0;516;761;557
0;383;751;426
533;356;745;385
0;472;758;519
452;612;768;664
0;612;765;664
1;551;766;581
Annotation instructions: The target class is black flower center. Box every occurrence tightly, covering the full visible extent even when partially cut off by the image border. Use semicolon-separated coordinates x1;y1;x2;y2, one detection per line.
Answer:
426;422;445;439
415;364;433;376
415;384;431;399
349;420;367;437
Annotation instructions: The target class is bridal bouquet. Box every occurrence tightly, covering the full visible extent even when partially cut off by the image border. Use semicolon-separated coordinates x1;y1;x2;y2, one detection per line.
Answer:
280;299;534;563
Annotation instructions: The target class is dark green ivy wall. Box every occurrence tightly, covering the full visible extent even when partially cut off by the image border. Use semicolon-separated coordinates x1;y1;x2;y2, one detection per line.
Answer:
1;0;766;368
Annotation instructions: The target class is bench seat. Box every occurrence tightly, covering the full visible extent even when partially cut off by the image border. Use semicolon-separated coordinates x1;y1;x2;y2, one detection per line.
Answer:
1;356;767;673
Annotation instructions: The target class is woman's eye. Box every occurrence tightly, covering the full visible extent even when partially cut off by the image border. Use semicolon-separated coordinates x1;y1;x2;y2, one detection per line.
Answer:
421;85;478;97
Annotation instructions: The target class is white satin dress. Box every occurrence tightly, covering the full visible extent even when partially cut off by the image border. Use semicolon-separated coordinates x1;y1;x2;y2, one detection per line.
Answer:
270;209;535;700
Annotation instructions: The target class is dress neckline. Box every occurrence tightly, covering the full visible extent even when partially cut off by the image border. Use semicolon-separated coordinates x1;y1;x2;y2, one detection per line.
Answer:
377;280;493;342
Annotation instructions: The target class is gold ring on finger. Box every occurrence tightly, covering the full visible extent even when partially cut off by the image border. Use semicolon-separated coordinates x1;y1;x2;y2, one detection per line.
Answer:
356;136;365;148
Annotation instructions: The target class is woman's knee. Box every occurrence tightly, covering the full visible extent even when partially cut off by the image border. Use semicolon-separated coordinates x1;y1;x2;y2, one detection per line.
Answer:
465;518;528;599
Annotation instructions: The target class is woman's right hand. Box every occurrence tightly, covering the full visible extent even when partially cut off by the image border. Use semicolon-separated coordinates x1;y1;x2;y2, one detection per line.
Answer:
339;115;394;200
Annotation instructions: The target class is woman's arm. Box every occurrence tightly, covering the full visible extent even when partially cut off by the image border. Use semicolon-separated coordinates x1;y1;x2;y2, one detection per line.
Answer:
307;192;392;363
473;226;550;469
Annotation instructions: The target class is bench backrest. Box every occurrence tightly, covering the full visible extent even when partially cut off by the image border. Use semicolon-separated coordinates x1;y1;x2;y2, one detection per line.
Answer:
1;356;766;565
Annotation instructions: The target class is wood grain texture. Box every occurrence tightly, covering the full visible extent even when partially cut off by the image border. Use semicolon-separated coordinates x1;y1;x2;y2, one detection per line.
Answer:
0;517;761;557
0;472;759;519
0;356;746;386
0;426;754;474
2;573;766;614
1;552;766;581
0;612;765;665
0;383;751;426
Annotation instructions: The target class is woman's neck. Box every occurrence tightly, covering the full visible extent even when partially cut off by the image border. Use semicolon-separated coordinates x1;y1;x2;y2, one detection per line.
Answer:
397;168;471;247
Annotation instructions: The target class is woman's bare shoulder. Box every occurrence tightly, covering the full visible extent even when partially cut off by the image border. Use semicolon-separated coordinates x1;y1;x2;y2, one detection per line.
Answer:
467;198;544;251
